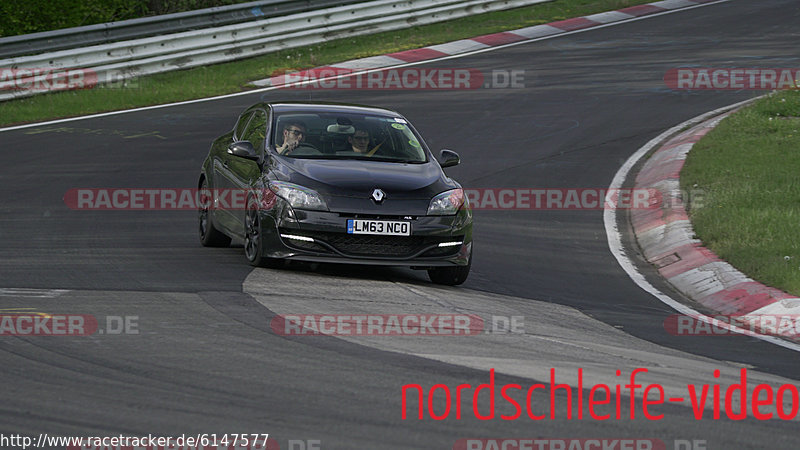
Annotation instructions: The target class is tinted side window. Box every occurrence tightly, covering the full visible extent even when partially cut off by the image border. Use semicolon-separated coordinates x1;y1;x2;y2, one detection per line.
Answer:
234;111;253;141
242;110;268;150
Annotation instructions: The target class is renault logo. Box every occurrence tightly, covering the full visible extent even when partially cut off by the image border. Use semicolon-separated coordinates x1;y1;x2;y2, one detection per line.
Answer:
372;188;386;203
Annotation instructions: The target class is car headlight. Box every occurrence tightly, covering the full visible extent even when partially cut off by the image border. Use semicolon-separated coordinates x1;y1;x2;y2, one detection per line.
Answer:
269;181;328;211
427;188;465;215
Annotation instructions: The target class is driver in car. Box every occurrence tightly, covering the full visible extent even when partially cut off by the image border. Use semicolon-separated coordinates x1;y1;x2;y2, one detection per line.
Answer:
348;127;371;153
276;121;307;154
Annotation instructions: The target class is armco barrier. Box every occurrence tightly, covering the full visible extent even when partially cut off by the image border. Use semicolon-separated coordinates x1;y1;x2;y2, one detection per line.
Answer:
0;0;368;59
0;0;552;102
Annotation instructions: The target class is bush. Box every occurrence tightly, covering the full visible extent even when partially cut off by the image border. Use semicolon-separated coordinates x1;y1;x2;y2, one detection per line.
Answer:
146;0;250;15
0;0;251;37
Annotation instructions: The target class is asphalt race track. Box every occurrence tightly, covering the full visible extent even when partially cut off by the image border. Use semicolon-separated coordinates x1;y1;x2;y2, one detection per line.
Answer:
2;1;800;448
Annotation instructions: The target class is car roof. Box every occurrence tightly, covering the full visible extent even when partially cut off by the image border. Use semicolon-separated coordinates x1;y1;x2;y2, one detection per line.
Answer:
254;101;403;118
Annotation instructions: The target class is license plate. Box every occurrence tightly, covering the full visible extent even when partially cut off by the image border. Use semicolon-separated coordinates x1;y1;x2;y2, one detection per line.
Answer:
347;219;411;236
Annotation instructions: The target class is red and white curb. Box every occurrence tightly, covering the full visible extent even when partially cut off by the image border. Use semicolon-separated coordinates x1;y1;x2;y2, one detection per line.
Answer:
631;110;800;341
252;0;719;87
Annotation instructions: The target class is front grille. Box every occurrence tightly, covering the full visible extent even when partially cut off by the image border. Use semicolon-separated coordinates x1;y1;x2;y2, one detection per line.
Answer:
281;229;461;258
337;213;417;220
323;234;425;256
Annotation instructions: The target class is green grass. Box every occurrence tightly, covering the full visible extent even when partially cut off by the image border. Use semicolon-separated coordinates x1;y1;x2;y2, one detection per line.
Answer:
681;91;800;296
0;0;652;126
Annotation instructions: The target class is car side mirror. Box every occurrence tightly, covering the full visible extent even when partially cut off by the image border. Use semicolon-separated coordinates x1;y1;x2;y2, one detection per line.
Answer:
227;141;259;161
438;149;460;168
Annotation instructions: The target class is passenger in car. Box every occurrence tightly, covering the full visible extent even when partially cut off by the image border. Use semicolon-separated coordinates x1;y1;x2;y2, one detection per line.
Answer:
348;127;371;153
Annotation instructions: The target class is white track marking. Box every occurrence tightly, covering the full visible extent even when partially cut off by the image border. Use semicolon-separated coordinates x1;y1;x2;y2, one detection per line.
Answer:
603;98;800;353
0;288;70;298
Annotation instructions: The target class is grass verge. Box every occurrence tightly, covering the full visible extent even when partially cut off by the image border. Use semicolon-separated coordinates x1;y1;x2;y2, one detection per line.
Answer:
681;90;800;296
0;0;653;126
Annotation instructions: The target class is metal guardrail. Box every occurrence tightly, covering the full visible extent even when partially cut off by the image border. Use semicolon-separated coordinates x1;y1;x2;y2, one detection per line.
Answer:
0;0;369;59
0;0;551;102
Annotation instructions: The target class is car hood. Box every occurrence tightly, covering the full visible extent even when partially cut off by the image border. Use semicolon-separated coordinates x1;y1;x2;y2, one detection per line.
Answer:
273;157;458;215
277;157;452;195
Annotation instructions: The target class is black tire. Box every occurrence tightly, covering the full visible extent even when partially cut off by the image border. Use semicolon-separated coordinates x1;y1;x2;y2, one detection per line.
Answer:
199;179;232;247
427;253;471;286
244;196;283;268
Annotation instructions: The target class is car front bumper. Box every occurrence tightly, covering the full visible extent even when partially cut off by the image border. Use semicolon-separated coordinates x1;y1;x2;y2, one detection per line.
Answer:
259;206;472;267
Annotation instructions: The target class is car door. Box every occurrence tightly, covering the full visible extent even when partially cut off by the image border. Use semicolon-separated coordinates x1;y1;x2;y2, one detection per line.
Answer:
218;108;269;232
212;110;251;234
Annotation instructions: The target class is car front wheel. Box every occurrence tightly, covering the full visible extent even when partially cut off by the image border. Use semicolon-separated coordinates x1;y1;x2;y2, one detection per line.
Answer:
199;179;232;247
427;253;471;286
244;196;282;268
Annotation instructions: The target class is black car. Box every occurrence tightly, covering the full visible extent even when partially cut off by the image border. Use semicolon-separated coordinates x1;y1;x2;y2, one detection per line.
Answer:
198;102;472;285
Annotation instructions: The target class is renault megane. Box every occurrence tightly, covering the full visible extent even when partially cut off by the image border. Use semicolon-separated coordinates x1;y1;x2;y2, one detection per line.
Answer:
198;102;472;285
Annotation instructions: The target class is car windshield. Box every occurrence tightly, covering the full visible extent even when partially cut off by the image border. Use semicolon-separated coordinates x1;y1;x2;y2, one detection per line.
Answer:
271;111;428;163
